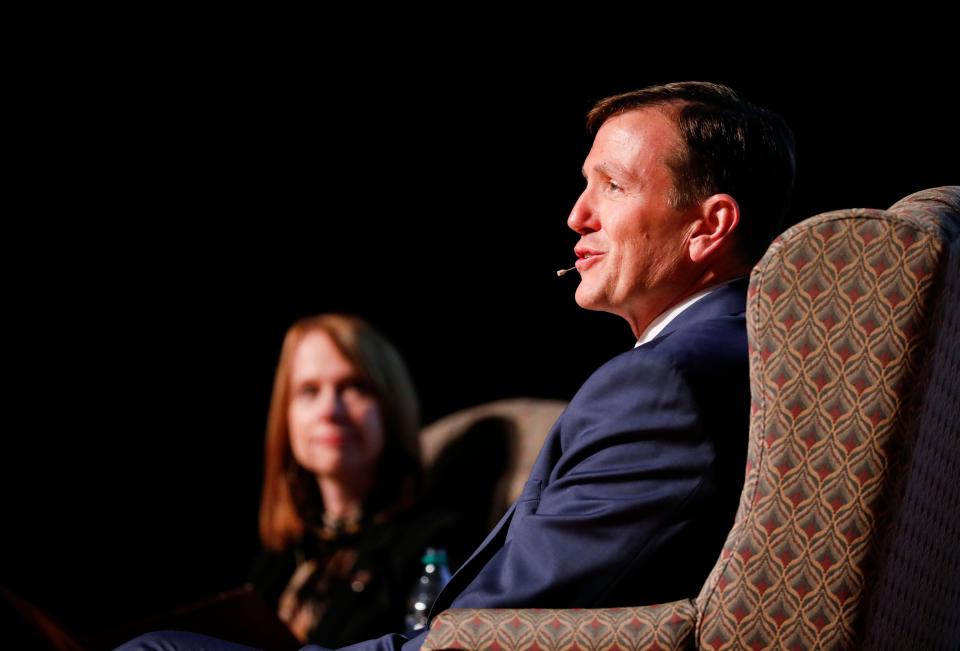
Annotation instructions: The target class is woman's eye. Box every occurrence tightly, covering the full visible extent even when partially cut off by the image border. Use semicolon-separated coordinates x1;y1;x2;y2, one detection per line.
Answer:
298;384;318;397
342;380;370;398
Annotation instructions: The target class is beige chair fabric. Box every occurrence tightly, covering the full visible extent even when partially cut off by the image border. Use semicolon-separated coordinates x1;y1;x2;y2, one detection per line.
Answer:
421;398;567;529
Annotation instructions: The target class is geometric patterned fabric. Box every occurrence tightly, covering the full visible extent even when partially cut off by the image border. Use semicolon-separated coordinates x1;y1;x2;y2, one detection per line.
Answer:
421;187;960;651
697;187;960;650
422;601;697;651
857;189;960;650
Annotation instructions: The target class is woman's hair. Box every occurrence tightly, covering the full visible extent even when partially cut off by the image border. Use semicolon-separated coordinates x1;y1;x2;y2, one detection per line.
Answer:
258;314;421;550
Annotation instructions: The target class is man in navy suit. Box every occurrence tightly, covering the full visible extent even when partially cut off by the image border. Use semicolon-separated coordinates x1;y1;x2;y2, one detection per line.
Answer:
118;82;795;651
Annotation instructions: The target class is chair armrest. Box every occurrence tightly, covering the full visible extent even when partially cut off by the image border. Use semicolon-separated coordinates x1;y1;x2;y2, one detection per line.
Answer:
422;600;697;651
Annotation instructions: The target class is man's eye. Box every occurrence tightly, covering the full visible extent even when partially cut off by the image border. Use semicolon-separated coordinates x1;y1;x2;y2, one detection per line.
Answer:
607;180;622;192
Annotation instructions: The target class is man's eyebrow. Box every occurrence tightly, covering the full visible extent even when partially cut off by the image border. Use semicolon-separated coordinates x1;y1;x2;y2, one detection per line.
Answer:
582;161;638;181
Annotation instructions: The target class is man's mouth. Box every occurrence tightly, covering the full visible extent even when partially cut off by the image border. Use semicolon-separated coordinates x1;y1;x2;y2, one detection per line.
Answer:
575;250;605;271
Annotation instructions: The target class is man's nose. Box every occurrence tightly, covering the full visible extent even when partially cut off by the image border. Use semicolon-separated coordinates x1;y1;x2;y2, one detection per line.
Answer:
567;190;597;234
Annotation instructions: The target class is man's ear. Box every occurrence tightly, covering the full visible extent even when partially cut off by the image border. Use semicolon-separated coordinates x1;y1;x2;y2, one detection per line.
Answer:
687;194;740;264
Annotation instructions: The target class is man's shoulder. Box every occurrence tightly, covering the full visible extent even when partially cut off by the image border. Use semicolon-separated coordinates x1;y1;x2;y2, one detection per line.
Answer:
635;279;749;370
575;280;750;397
642;312;746;368
571;314;743;410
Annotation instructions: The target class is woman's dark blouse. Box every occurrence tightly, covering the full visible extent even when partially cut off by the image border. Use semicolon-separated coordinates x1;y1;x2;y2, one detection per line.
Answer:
249;507;475;647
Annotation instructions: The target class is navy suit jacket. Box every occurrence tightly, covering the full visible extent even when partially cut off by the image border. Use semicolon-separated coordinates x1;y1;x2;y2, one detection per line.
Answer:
330;278;751;651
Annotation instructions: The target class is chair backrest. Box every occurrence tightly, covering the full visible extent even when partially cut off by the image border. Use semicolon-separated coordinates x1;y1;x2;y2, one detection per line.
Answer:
420;398;567;530
696;187;960;649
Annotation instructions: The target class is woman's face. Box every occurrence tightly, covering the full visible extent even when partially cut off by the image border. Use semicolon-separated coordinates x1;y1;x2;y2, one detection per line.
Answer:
287;331;385;481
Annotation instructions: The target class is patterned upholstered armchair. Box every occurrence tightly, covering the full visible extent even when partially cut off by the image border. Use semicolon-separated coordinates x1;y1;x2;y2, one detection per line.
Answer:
422;187;960;651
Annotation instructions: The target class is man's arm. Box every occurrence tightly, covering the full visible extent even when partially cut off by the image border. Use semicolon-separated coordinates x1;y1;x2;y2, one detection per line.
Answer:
449;345;740;610
304;628;428;651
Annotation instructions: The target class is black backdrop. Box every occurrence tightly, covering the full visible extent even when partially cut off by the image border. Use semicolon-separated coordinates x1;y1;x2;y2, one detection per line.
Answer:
4;47;956;639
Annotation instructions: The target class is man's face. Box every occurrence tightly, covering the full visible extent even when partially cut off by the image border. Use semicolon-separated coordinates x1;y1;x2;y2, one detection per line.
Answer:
568;107;701;332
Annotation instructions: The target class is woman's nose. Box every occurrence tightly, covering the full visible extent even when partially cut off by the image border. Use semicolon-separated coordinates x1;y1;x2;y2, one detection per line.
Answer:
315;386;345;419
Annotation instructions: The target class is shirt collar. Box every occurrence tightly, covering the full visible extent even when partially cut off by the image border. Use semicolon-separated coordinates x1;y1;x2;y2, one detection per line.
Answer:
634;277;747;347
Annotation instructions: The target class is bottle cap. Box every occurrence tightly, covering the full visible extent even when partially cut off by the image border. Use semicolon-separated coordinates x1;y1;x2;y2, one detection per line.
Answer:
421;547;448;565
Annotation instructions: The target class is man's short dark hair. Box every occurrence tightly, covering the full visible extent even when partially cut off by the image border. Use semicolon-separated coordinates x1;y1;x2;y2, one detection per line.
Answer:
587;81;796;265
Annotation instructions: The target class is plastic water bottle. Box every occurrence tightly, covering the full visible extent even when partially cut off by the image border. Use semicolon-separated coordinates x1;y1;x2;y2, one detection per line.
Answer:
404;547;452;631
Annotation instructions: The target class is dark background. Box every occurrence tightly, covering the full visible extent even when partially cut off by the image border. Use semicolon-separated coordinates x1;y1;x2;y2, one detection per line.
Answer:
4;39;956;642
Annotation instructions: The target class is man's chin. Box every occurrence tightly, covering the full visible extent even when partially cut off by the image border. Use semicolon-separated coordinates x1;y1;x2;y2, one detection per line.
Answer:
574;287;607;312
